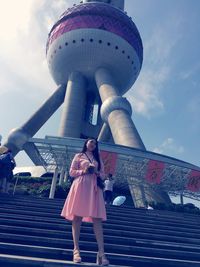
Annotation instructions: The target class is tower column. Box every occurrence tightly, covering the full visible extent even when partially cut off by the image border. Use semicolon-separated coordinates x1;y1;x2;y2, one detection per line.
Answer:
5;84;66;156
95;68;170;207
95;68;145;149
59;72;86;138
98;123;114;143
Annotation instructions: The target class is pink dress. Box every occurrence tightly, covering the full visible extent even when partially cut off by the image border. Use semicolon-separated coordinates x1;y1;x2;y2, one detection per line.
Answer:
61;153;107;223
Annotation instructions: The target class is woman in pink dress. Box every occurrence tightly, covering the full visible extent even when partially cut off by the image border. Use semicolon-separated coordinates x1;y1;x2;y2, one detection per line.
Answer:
61;138;109;266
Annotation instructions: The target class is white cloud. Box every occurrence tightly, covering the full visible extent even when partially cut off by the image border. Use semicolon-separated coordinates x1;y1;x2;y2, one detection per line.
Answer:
153;138;184;155
126;15;182;118
0;0;75;98
0;0;35;40
145;25;182;66
127;66;169;117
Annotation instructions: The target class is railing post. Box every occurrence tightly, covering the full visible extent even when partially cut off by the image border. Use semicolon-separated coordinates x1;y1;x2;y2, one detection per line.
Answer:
180;193;184;205
49;167;59;199
59;168;65;186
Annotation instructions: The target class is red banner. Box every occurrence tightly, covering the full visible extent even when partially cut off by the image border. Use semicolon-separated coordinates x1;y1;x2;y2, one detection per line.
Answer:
186;170;200;192
145;160;165;184
100;151;118;175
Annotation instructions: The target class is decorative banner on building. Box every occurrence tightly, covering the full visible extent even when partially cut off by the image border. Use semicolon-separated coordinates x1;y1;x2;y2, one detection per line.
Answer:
186;170;200;192
145;160;165;184
100;151;118;175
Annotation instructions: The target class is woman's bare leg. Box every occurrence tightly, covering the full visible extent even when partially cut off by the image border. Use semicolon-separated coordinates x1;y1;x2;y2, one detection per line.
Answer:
72;216;82;251
93;218;105;255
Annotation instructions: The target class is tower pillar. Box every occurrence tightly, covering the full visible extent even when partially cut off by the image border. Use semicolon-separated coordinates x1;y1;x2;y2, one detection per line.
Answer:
95;67;170;207
5;85;66;156
95;68;145;148
98;123;113;143
59;72;86;138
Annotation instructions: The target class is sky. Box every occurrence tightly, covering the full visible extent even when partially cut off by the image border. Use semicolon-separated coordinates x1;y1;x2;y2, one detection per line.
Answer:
0;0;200;171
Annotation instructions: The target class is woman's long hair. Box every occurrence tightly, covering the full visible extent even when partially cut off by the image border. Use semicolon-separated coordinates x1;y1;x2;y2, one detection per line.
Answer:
81;138;101;171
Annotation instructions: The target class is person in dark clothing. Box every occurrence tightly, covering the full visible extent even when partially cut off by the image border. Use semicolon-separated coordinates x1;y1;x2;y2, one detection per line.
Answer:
0;148;16;194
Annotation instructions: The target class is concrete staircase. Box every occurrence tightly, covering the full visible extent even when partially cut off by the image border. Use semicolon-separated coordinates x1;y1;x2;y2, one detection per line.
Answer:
0;195;200;267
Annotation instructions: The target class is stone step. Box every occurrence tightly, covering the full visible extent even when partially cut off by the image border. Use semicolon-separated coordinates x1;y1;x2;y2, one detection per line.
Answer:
1;232;200;261
1;196;200;267
1;203;200;228
1;196;199;223
0;205;200;233
1;206;200;236
1;195;199;221
0;194;64;203
0;215;200;246
1;223;200;254
1;221;200;252
0;253;126;267
1;244;200;267
1;210;200;240
0;195;195;214
1;212;200;244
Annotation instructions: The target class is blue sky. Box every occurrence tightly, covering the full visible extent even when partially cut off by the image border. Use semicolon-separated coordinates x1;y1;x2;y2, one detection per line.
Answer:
0;0;199;169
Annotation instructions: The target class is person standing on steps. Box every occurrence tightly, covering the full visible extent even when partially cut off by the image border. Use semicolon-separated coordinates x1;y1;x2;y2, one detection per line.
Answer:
104;173;115;205
61;138;109;266
0;147;16;194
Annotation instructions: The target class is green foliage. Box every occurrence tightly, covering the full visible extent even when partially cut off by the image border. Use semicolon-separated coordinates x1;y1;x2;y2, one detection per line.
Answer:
37;184;51;197
12;176;52;184
11;176;71;199
148;201;200;215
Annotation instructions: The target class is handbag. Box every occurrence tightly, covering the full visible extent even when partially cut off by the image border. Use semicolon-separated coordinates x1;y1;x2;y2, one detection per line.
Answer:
97;176;105;190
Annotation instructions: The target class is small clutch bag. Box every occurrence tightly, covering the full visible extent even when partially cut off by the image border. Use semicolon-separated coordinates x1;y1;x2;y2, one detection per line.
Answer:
97;176;105;190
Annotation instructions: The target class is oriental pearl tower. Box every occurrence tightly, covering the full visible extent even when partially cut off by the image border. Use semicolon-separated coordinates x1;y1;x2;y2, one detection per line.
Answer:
5;0;170;205
47;0;144;146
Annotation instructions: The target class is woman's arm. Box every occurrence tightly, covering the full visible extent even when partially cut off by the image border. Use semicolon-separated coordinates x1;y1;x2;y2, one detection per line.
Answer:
69;154;84;178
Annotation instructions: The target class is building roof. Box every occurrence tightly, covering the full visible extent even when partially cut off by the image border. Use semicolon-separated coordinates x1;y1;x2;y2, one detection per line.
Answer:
25;136;200;201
